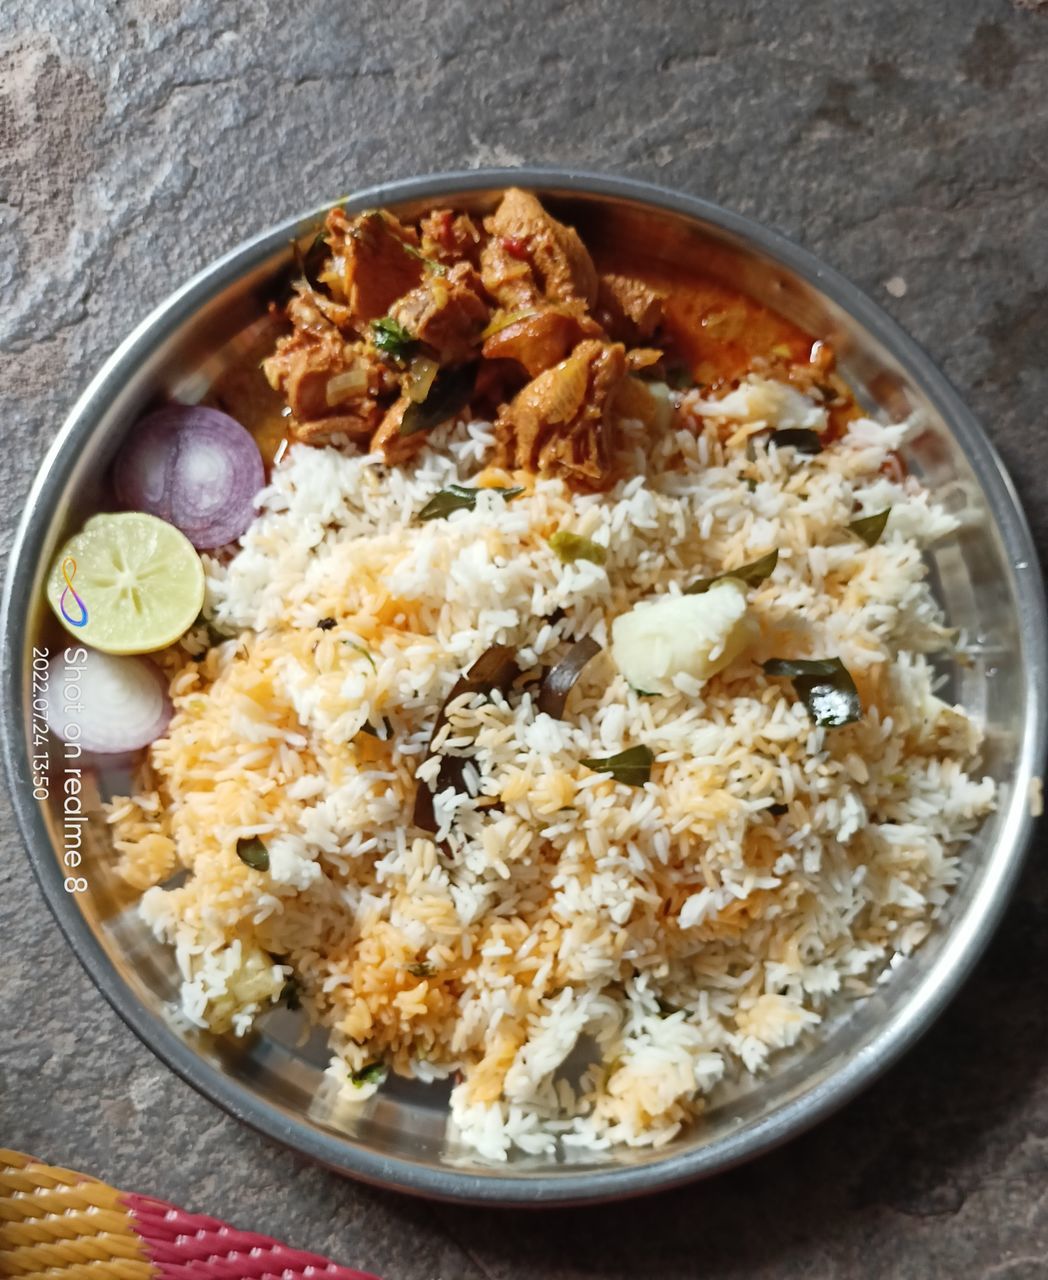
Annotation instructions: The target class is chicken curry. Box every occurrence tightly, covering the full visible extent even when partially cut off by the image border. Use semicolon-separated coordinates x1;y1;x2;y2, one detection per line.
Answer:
253;188;856;488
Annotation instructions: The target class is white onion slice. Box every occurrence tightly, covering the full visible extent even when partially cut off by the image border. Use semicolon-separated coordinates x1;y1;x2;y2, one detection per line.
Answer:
43;648;172;754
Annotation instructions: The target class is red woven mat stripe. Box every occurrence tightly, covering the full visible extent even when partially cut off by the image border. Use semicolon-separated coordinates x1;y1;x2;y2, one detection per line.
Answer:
125;1193;380;1280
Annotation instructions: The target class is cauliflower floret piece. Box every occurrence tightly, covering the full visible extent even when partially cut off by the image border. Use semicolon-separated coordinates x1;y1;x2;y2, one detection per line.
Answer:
611;580;756;695
693;375;826;433
185;942;287;1035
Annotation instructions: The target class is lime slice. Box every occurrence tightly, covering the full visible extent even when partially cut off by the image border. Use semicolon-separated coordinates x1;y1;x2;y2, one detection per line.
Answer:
46;512;205;654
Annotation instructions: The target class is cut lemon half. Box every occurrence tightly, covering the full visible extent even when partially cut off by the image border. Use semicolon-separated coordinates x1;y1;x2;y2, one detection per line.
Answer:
46;512;205;654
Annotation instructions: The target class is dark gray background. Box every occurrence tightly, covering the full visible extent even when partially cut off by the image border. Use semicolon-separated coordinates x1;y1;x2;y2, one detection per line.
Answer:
2;1;1047;1276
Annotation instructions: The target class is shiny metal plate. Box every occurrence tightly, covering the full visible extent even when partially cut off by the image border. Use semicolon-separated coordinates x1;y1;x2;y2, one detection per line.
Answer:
2;169;1044;1203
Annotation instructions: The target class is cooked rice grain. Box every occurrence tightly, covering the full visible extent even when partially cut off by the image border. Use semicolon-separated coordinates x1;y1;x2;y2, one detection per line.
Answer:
111;384;994;1158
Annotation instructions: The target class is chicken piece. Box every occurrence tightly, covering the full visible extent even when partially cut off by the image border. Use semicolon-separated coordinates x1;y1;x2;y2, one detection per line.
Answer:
494;339;627;490
388;262;490;364
482;310;584;377
472;357;528;419
419;209;484;266
284;281;356;335
369;395;427;466
482;188;598;309
292;407;384;446
262;322;393;444
478;236;542;311
596;273;665;343
321;207;425;324
613;374;665;430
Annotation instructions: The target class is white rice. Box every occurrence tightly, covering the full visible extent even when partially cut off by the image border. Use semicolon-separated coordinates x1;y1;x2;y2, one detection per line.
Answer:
110;378;994;1159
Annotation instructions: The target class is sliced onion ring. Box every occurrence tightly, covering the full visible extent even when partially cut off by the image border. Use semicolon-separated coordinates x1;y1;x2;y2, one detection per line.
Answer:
114;405;264;550
43;648;172;755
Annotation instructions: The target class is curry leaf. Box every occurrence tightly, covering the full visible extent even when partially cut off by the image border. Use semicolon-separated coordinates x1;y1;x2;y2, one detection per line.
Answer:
419;483;524;521
761;657;862;728
848;509;891;547
236;837;270;872
769;428;823;454
280;977;302;1011
549;531;607;566
686;549;778;595
400;364;477;437
579;744;654;787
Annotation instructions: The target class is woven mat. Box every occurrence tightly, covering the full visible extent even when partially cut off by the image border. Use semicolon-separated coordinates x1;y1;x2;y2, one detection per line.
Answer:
0;1149;379;1280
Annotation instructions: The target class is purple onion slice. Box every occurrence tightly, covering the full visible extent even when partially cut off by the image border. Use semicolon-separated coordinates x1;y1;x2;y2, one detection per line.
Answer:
113;405;264;549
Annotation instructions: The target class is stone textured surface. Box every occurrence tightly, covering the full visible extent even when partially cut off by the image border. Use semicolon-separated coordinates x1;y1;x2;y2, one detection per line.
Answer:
2;1;1048;1276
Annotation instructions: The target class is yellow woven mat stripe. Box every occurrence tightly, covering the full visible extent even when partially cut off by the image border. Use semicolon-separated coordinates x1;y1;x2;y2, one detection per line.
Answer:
0;1149;154;1280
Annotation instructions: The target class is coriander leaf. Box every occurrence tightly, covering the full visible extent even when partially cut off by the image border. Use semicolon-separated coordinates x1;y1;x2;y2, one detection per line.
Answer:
537;637;601;718
848;508;891;547
419;483;524;521
400;363;477;437
371;316;417;363
769;428;823;454
579;744;654;787
401;241;448;275
195;611;236;647
236;837;270;872
346;640;377;672
407;962;434;977
761;657;862;727
686;548;778;595
350;1062;387;1088
549;531;607;566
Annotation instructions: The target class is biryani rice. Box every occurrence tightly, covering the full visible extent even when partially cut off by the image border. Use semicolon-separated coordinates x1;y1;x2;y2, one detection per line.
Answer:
109;379;994;1159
